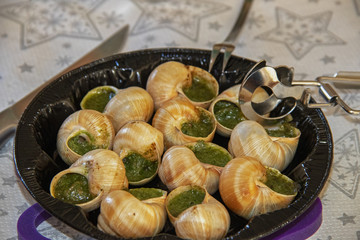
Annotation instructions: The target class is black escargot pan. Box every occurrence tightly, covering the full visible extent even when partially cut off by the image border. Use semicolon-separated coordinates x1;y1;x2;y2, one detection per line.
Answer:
14;48;333;240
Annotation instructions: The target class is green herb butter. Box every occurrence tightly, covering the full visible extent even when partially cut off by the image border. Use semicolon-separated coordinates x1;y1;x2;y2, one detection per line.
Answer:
122;152;158;182
81;86;117;112
128;188;164;201
262;167;298;195
265;122;298;138
181;110;214;137
167;186;206;217
67;131;97;155
187;141;231;167
183;76;216;102
213;100;247;129
54;173;95;204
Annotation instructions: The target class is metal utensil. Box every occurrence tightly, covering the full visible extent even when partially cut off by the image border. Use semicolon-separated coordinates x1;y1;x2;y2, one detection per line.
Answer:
0;24;130;148
239;65;360;121
208;0;253;80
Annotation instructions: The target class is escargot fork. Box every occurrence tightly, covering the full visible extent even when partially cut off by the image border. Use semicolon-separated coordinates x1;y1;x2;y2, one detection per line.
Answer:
208;0;253;74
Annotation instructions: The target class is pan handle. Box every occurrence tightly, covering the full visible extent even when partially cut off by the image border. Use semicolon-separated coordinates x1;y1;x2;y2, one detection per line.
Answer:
17;203;51;240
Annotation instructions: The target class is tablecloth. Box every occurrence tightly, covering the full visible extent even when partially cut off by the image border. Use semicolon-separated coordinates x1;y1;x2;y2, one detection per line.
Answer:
0;0;359;239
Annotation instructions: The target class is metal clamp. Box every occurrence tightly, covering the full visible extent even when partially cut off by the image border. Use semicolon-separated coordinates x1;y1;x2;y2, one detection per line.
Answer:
239;65;360;121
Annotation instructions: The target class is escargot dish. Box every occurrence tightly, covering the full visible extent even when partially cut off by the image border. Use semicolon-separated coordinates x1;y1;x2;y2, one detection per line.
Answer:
98;188;167;238
152;96;216;149
50;149;128;212
166;185;230;240
158;141;232;194
219;156;298;220
146;61;219;109
228;120;300;171
56;109;115;165
112;121;164;185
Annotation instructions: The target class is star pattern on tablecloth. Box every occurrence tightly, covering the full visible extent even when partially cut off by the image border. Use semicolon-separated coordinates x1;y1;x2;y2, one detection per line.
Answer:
247;12;265;29
331;129;360;199
15;203;28;214
0;0;105;49
256;8;345;59
131;0;230;41
0;209;8;217
97;11;124;28
320;55;335;64
19;63;33;73
2;176;18;188
56;55;73;67
337;213;356;226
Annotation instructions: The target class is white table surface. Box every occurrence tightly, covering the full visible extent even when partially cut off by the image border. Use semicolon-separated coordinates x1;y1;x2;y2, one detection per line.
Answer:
0;0;359;239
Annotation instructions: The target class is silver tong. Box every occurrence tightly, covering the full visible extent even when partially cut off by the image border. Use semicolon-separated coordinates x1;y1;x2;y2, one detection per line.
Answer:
238;63;360;121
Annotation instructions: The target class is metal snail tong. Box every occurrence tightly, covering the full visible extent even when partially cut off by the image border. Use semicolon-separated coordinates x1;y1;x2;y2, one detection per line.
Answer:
238;62;360;121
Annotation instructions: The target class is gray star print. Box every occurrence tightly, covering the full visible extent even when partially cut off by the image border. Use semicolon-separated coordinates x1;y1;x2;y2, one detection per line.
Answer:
56;55;73;67
337;213;356;226
331;129;360;199
256;8;345;59
131;0;230;41
0;0;104;49
97;11;124;28
19;63;33;73
2;176;18;187
320;55;335;64
0;209;8;217
15;203;29;214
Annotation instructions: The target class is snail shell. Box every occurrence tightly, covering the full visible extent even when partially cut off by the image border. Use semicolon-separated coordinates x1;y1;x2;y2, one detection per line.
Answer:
152;97;216;149
219;156;298;220
56;109;115;165
158;145;222;195
103;86;154;132
113;121;164;185
50;149;128;212
98;189;167;238
228;120;300;171
166;185;230;240
146;61;219;110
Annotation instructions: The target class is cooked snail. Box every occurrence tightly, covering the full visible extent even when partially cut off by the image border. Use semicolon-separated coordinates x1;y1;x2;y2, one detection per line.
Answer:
50;149;128;212
98;188;167;238
209;84;272;137
113;121;164;185
152;96;216;149
146;61;219;110
166;185;230;240
219;156;298;220
158;141;232;194
56;109;115;165
103;86;154;132
228;120;300;171
209;84;246;137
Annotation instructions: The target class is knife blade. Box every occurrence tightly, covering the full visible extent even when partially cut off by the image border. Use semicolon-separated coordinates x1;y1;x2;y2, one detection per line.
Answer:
0;24;129;148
